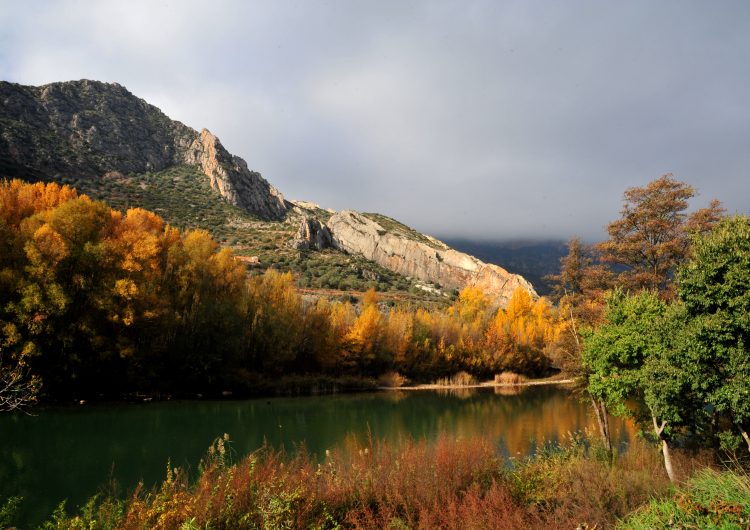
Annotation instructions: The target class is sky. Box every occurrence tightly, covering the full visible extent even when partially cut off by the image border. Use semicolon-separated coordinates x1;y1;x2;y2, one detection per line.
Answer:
1;0;748;241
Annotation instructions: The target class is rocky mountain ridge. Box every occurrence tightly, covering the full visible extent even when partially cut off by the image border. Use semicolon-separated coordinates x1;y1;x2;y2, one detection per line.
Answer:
0;79;539;303
0;79;287;219
324;211;538;304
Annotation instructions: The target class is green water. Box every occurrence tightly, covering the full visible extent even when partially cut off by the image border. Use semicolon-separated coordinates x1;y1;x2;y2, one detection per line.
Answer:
0;386;632;526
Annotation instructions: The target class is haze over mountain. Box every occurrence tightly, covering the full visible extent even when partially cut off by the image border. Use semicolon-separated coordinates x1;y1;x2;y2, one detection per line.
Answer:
1;0;748;241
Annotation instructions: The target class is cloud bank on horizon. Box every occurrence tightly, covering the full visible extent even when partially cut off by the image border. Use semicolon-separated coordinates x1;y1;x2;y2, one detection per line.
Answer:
1;0;748;241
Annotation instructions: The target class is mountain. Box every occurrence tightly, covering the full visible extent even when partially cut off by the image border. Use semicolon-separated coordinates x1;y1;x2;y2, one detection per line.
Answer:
442;239;569;296
0;79;287;219
324;211;537;305
0;79;538;304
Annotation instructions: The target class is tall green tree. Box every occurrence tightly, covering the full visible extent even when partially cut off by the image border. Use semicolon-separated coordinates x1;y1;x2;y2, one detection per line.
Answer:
583;290;702;482
677;216;750;451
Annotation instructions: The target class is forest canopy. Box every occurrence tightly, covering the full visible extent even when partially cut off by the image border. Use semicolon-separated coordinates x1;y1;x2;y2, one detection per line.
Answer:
0;180;563;403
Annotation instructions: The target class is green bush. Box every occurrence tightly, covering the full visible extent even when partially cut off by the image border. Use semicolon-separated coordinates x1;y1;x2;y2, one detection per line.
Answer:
619;469;750;529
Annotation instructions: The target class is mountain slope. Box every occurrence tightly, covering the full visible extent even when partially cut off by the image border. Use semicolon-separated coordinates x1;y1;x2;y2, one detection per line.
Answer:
325;211;538;305
0;79;540;304
0;79;287;219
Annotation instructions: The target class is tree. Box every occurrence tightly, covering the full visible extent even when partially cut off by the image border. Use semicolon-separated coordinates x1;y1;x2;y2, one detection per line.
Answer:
449;286;491;323
597;174;724;294
485;288;559;375
0;347;40;412
545;238;615;450
362;287;379;308
245;270;303;373
583;290;701;482
347;303;383;372
677;216;750;452
547;237;590;301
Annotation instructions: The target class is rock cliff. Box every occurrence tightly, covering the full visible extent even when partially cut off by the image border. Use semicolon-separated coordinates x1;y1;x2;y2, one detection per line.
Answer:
327;211;538;305
0;80;287;219
289;216;333;250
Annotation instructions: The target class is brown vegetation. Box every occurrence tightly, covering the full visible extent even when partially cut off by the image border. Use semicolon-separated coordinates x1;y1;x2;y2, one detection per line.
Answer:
42;433;708;530
494;371;527;385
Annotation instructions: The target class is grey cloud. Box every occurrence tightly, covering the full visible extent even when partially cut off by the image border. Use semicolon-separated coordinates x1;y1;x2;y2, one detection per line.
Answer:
1;0;748;240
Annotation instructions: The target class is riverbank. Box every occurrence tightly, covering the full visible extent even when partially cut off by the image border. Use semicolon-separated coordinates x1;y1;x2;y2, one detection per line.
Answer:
34;374;381;407
36;374;573;407
8;433;743;530
379;374;574;391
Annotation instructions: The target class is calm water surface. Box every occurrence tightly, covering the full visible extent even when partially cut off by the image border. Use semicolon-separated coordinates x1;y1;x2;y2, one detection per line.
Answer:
1;385;633;526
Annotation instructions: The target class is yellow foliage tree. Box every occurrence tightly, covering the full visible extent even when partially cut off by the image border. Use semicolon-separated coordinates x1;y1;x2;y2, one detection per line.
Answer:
346;303;383;371
485;288;561;374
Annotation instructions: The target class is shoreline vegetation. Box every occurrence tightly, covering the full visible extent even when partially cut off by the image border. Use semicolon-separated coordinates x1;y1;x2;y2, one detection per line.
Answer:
5;432;748;529
0;179;568;410
380;374;573;391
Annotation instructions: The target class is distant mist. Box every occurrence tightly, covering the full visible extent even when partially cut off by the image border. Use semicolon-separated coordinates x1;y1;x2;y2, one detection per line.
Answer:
442;238;568;296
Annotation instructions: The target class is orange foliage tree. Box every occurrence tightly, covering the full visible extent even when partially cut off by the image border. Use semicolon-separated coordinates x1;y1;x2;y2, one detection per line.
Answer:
1;179;567;399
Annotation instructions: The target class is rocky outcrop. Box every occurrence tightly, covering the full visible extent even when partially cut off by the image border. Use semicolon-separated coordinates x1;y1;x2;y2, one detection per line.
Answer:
0;79;288;219
327;211;537;305
182;129;287;219
289;216;333;250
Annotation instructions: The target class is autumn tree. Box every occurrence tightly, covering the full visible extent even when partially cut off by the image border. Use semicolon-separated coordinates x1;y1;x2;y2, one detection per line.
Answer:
545;238;615;450
245;270;304;373
597;174;724;294
346;292;384;372
362;287;379;308
0;180;253;397
546;237;613;324
484;288;561;375
326;301;357;369
381;308;413;368
547;238;590;301
0;345;40;412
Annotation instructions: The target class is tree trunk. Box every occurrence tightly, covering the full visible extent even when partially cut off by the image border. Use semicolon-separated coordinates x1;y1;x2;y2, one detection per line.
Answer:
741;429;750;453
652;415;677;483
590;394;612;453
601;400;611;450
661;439;677;483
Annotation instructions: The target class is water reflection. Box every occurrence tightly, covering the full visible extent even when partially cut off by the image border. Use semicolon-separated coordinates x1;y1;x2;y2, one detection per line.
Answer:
494;385;527;396
0;386;634;525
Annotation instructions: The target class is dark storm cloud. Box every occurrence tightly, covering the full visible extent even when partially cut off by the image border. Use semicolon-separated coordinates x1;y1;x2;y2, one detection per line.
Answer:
2;0;748;240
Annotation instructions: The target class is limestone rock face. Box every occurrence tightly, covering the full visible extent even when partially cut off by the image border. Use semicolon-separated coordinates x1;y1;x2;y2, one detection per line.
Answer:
182;129;287;219
327;211;538;305
289;216;333;250
0;79;288;220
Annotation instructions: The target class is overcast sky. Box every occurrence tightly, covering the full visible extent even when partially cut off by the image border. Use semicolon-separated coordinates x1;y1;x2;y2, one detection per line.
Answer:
1;1;748;240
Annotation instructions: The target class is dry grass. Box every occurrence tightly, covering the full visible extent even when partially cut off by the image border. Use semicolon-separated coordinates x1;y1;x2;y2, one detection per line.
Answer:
495;371;528;385
40;432;716;530
377;371;408;388
433;371;478;387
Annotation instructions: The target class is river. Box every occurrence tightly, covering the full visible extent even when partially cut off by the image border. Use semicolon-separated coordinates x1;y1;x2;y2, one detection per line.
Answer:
1;385;633;526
